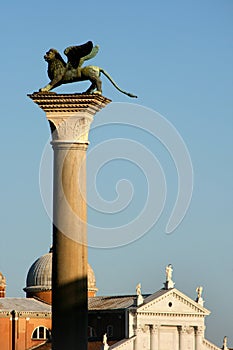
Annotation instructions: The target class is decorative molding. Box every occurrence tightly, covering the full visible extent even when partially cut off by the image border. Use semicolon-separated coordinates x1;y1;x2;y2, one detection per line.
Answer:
203;339;221;350
28;93;111;114
0;310;51;318
110;336;136;349
28;93;111;143
139;289;210;315
137;311;205;318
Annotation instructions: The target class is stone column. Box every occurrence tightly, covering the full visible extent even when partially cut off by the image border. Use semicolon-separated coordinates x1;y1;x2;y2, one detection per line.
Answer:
28;93;111;350
134;326;143;350
150;325;159;350
178;326;186;350
195;326;204;350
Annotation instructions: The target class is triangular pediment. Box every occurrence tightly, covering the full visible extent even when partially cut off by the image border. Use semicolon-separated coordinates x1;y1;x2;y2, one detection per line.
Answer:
138;288;210;316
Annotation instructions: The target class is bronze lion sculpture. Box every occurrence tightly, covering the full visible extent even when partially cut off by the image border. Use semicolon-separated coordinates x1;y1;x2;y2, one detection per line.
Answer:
39;41;137;98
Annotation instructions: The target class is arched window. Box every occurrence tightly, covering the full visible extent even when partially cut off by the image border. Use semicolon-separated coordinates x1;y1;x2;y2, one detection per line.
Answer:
32;326;50;340
107;325;113;337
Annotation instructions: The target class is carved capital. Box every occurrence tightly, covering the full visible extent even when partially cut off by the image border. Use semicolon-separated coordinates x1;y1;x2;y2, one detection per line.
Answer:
142;325;150;333
135;325;144;336
151;324;160;334
48;114;93;143
195;326;205;336
178;325;193;335
28;93;111;143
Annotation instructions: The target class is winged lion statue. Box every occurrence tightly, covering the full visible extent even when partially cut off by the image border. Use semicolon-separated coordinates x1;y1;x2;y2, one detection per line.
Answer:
39;41;137;98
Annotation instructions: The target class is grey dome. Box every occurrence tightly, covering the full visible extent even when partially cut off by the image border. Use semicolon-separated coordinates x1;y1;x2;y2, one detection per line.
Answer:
24;248;97;294
24;249;52;292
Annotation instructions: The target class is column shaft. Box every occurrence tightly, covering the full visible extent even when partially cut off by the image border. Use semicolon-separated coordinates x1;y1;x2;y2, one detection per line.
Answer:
151;325;159;350
52;143;88;349
195;327;204;350
179;327;186;350
134;327;143;350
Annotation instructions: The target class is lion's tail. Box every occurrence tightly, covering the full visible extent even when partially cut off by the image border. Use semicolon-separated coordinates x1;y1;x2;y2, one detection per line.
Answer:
100;68;137;98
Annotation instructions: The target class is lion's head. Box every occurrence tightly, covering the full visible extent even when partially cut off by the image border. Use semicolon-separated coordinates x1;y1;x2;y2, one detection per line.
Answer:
44;49;66;66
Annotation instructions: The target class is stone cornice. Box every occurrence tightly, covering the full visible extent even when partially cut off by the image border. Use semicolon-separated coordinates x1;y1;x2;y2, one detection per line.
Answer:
0;310;51;318
28;92;111;114
138;288;210;315
23;286;51;292
136;311;205;318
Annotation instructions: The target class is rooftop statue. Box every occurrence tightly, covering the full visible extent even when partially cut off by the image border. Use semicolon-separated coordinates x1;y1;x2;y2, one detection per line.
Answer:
196;286;203;299
222;336;228;350
39;41;137;98
166;264;173;282
136;283;142;296
195;286;204;306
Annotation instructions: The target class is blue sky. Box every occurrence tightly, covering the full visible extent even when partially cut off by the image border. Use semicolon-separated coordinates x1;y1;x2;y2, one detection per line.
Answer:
0;0;232;346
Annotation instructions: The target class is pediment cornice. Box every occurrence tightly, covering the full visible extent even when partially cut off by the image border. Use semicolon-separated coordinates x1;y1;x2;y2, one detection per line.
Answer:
138;288;210;316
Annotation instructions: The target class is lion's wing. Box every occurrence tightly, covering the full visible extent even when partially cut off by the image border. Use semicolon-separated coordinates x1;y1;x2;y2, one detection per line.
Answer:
64;41;93;69
79;45;99;67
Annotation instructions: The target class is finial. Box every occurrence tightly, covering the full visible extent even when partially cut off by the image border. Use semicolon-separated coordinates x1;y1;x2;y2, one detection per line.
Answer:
195;286;204;306
136;283;144;306
164;264;175;289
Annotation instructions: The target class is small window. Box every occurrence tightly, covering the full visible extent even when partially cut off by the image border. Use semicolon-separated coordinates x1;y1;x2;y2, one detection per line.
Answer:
32;326;50;340
107;325;113;337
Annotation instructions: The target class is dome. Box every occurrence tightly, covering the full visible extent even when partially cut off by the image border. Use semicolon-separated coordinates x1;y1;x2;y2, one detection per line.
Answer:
24;248;97;297
24;249;52;293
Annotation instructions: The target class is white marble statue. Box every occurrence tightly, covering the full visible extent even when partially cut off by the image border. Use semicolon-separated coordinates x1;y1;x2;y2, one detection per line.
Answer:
196;286;203;299
101;333;109;350
166;264;173;282
223;336;228;350
195;286;204;306
136;283;144;306
103;333;107;345
136;283;141;296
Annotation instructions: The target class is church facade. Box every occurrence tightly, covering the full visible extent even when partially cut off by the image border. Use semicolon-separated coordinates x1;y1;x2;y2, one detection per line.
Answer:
0;250;231;350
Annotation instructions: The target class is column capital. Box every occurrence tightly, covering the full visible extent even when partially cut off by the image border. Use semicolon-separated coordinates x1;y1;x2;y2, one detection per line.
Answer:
151;324;160;333
142;325;150;333
28;93;111;143
134;325;144;336
195;325;205;336
178;325;194;334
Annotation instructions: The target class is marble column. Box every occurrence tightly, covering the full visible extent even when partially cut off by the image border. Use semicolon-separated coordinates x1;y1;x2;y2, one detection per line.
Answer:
150;325;159;350
28;93;111;350
134;326;143;350
178;326;186;350
195;326;204;350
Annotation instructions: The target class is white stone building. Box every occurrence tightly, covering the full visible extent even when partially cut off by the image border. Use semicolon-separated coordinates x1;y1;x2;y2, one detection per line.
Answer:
93;265;229;350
